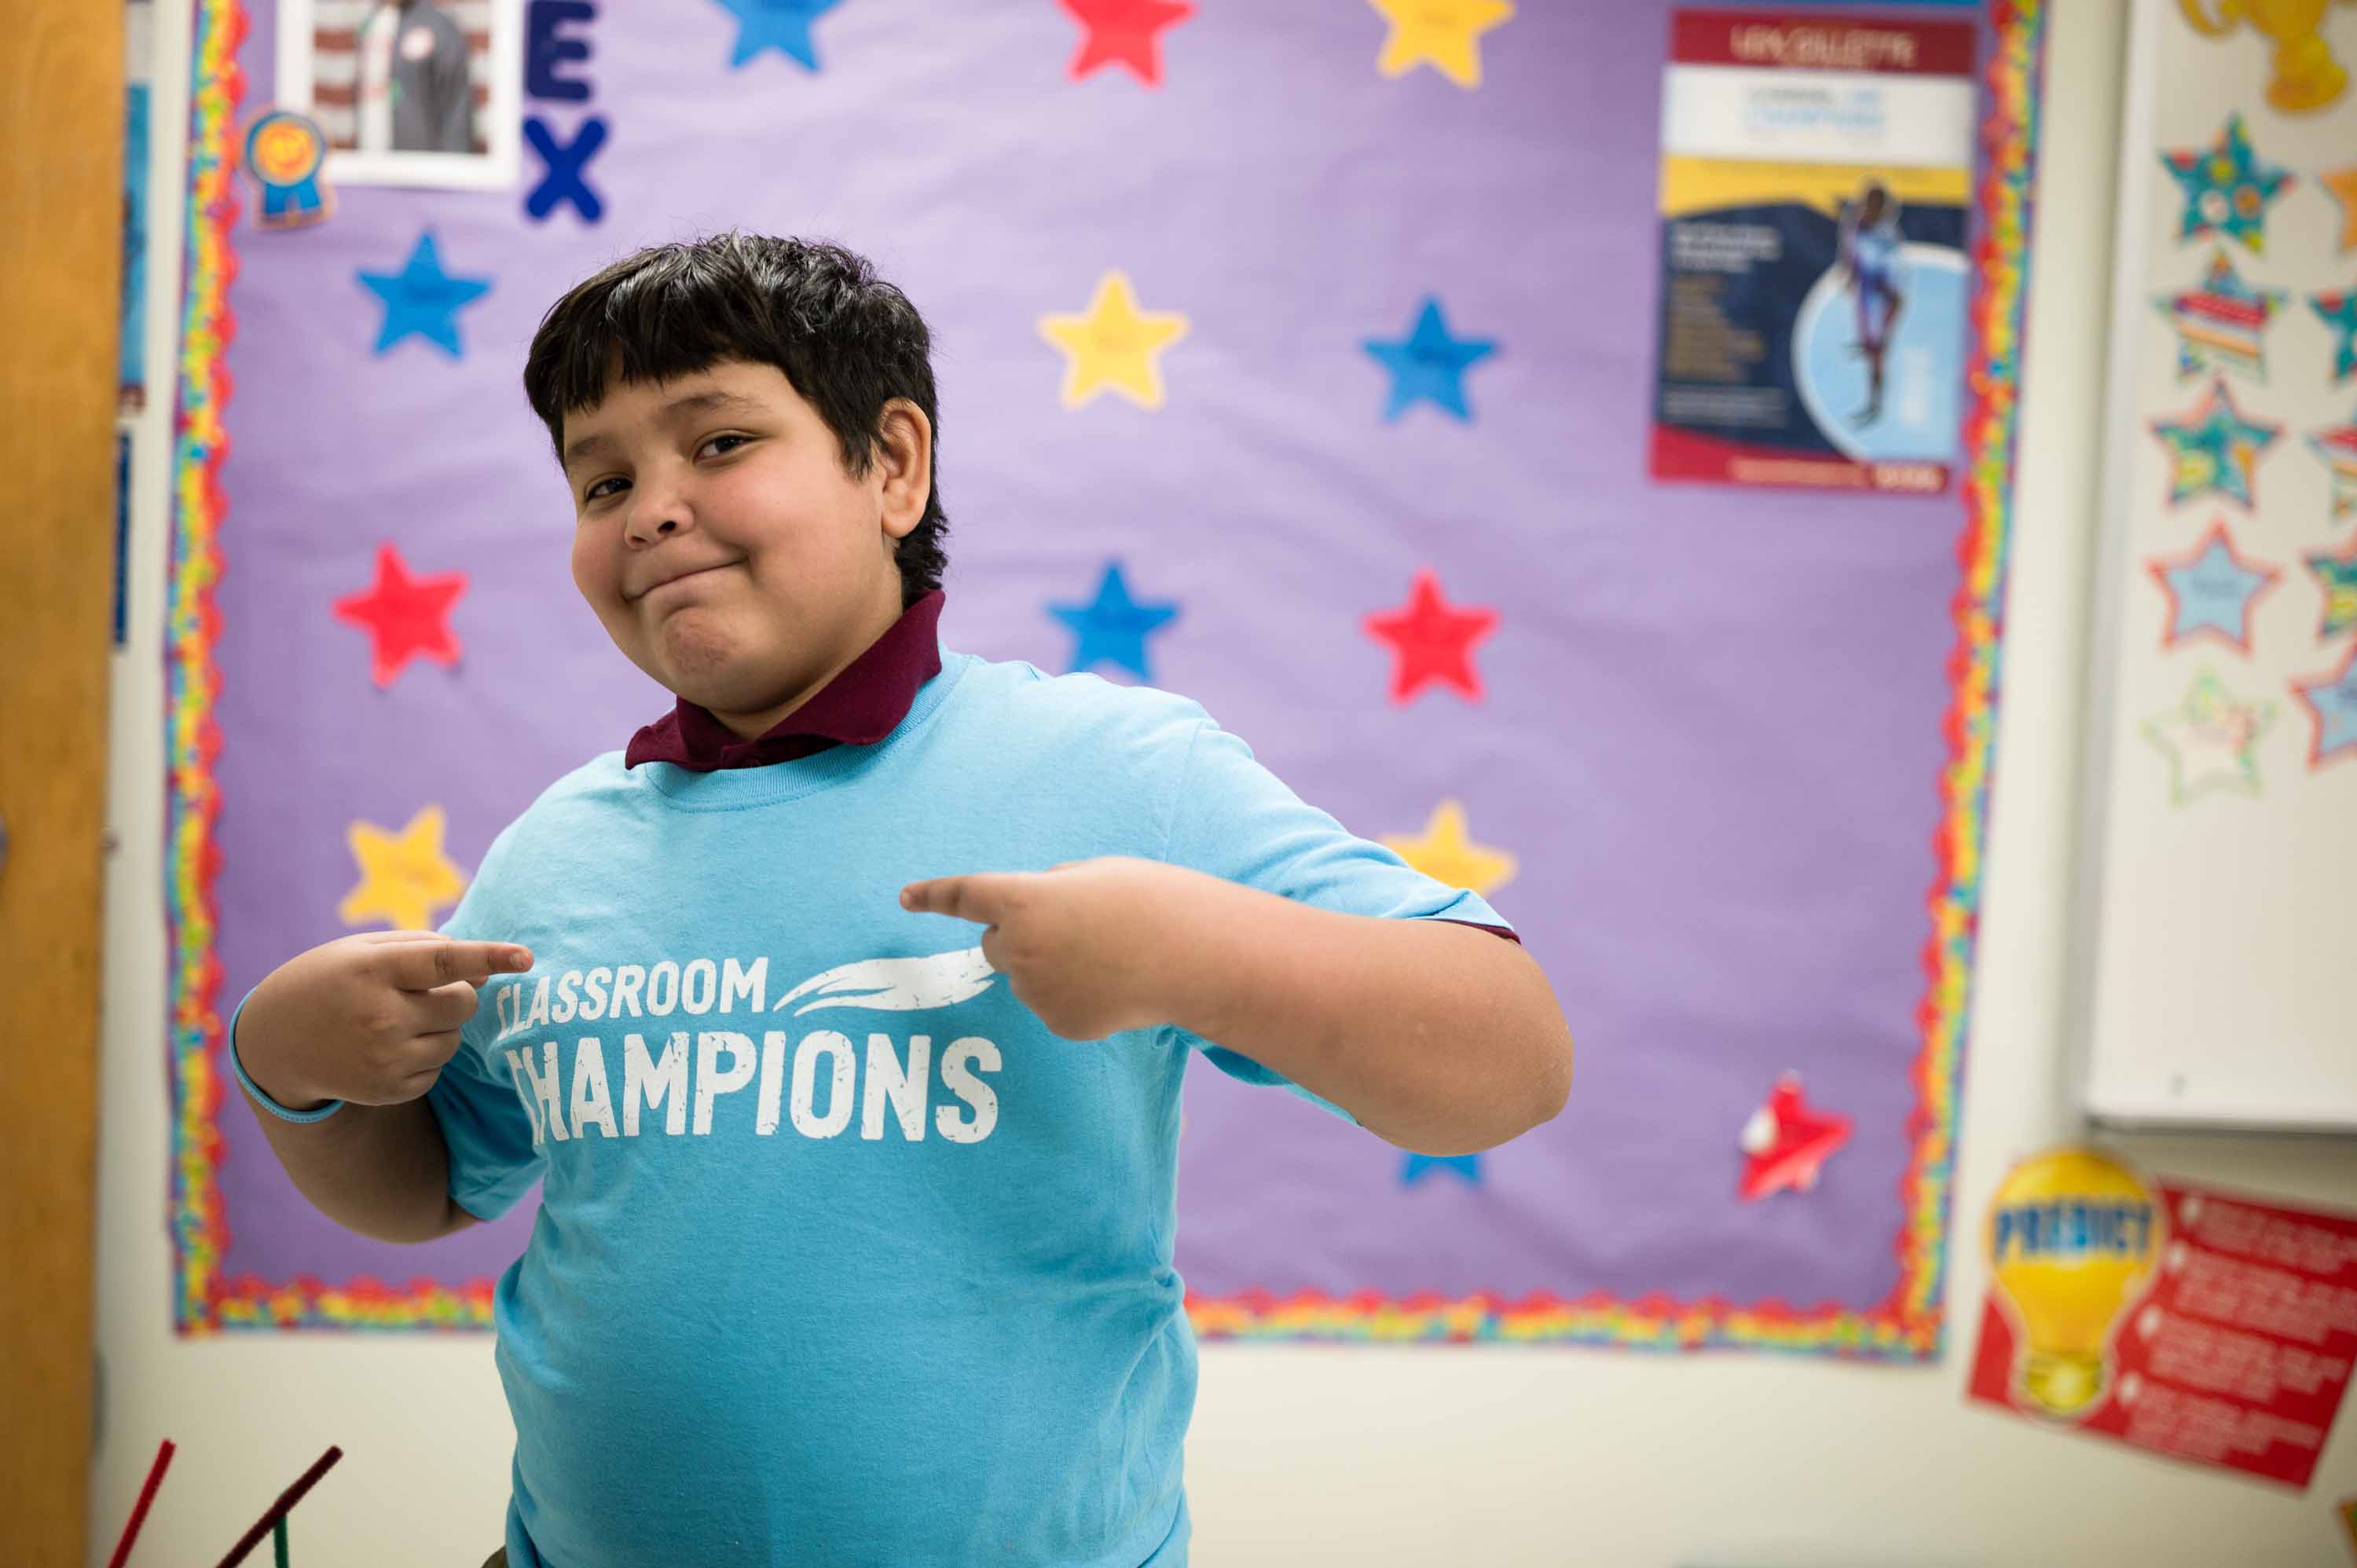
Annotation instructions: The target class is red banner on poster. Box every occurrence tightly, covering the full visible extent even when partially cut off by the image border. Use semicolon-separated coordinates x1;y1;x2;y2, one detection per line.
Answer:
1968;1150;2357;1490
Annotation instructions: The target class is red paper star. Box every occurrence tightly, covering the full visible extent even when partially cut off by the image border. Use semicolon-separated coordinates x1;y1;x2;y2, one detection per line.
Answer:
1363;568;1499;704
332;542;466;687
1060;0;1193;85
1738;1073;1852;1202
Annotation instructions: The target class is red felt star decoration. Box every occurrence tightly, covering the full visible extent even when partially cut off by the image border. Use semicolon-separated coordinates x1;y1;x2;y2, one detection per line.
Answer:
332;542;466;687
1060;0;1193;86
1363;568;1499;704
1738;1073;1852;1202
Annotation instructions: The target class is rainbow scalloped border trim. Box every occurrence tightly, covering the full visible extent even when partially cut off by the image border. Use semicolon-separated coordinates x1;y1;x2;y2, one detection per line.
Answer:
165;0;2047;1341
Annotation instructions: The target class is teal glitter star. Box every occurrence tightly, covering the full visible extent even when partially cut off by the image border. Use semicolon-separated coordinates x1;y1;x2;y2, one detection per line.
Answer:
2312;289;2357;387
2161;113;2293;255
2305;542;2357;640
2149;379;2281;508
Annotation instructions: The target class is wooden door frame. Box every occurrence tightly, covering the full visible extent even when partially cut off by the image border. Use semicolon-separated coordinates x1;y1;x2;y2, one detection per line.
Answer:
0;3;126;1563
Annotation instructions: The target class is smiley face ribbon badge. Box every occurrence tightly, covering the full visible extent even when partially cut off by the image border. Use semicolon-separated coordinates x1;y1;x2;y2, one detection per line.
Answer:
242;109;334;230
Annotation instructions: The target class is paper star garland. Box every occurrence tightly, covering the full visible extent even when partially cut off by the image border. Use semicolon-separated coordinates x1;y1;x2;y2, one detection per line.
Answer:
339;804;469;931
1060;0;1192;85
2315;409;2357;520
1380;800;1516;896
1366;0;1514;89
1738;1072;1851;1202
1047;560;1179;680
2305;539;2357;640
357;232;491;358
2294;647;2357;768
1401;1152;1483;1187
710;0;843;70
2322;165;2357;255
2154;248;2286;381
1363;296;1497;422
2146;522;2278;652
333;542;466;687
1038;270;1189;409
2142;669;2275;803
2312;289;2357;387
1363;569;1499;703
2149;379;2281;507
2159;113;2293;255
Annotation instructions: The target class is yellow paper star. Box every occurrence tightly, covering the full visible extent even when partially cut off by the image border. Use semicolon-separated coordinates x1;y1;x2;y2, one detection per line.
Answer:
338;804;469;931
2322;165;2357;254
1380;799;1517;896
1369;0;1514;89
1037;270;1189;409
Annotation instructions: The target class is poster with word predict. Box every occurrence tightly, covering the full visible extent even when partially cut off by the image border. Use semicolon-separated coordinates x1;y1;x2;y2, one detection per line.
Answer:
1969;1149;2357;1490
167;0;2047;1353
2073;0;2357;1131
1651;9;1978;493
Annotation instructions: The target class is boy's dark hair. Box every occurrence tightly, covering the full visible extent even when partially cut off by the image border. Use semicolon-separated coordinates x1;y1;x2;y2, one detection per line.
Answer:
522;233;948;606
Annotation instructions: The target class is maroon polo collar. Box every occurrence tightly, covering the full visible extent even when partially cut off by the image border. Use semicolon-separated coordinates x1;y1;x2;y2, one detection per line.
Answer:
625;588;946;771
621;585;1522;944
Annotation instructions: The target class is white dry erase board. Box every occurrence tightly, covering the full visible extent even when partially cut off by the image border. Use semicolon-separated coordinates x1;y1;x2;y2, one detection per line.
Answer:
2071;0;2357;1130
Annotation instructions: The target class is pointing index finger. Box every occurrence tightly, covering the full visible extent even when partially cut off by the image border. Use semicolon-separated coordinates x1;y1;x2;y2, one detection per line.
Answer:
901;874;1021;925
388;939;532;991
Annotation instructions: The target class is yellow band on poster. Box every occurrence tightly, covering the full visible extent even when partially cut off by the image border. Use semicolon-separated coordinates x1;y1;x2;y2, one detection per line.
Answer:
1659;155;1970;221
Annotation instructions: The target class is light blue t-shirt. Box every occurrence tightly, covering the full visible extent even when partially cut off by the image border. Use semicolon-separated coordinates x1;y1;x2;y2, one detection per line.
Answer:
427;650;1512;1568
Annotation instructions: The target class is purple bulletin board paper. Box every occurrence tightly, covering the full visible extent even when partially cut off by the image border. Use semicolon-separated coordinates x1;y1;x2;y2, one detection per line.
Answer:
167;0;2048;1354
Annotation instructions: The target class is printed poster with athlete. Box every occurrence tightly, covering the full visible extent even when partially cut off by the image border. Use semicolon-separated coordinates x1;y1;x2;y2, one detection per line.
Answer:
1650;10;1978;494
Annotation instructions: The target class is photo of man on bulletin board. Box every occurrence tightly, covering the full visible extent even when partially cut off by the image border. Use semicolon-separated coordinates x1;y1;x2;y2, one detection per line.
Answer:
273;0;522;190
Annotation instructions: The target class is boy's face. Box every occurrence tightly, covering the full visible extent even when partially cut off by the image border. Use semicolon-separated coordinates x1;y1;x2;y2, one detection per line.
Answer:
560;358;927;730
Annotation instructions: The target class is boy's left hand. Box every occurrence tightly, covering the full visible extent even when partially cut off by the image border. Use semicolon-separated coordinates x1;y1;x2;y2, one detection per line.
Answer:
900;856;1211;1042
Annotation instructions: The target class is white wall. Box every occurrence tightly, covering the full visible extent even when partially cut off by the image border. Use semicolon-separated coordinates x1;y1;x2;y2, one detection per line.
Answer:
86;2;2357;1564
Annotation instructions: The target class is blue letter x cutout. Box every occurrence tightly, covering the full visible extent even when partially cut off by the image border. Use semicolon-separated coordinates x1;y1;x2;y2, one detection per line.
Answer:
525;115;607;223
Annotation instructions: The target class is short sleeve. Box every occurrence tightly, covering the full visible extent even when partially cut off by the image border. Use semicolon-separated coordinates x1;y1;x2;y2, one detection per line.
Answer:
424;823;544;1221
1157;716;1516;1121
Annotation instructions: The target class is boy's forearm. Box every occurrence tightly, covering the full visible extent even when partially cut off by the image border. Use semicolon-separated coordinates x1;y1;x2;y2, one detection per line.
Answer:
243;1088;475;1246
1156;880;1574;1156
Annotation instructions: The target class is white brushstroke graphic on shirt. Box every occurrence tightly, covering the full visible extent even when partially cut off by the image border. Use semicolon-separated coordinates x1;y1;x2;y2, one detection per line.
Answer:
771;946;999;1017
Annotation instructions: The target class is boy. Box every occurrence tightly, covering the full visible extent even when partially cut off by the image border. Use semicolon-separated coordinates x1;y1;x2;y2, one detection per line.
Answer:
230;234;1574;1568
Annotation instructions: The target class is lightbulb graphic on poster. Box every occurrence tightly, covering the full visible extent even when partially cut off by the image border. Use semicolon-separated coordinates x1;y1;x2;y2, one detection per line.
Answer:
1968;1147;2357;1490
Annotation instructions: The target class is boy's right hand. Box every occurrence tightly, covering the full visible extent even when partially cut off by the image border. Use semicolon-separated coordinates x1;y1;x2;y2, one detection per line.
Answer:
236;932;533;1112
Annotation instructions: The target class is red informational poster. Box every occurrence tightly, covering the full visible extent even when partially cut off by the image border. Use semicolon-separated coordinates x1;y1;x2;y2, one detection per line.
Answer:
1968;1149;2357;1490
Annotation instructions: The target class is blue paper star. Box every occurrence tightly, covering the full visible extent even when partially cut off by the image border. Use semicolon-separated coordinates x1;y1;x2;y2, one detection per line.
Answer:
2150;525;2276;650
2149;380;2279;508
1048;561;1179;681
1363;297;1496;423
2160;112;2293;255
711;0;843;69
2313;291;2357;387
1401;1153;1482;1187
357;232;491;358
2295;651;2357;768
